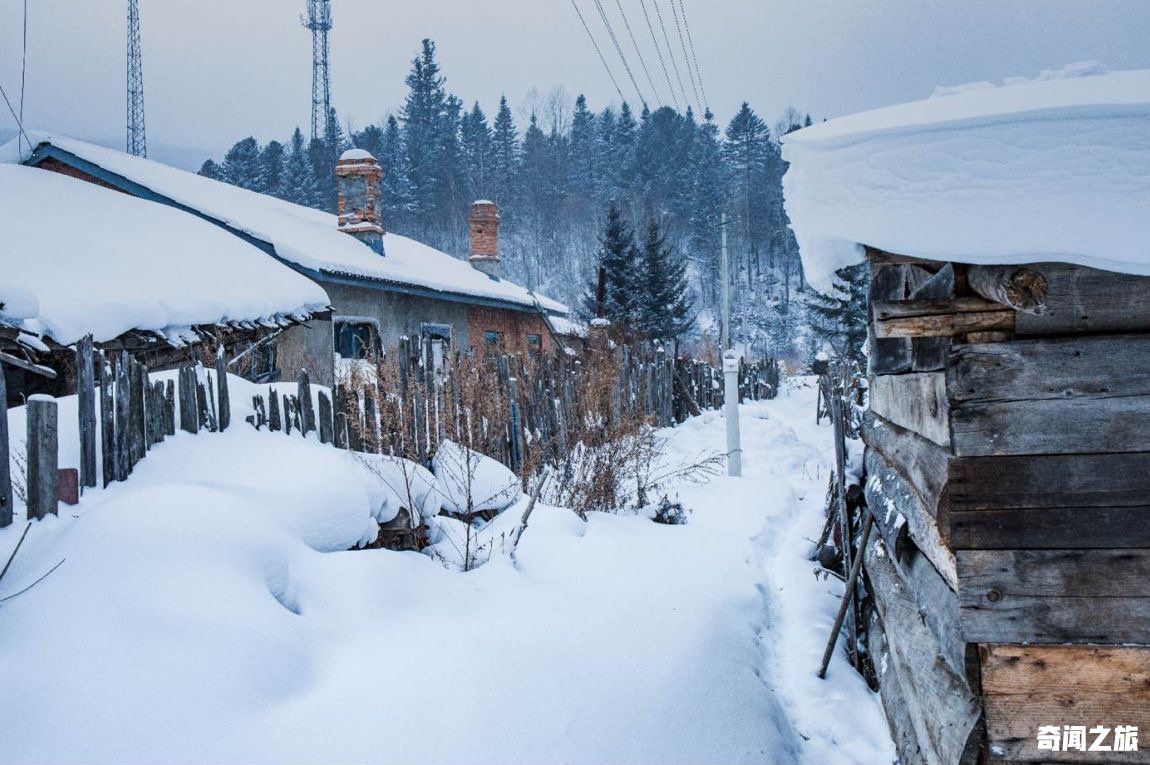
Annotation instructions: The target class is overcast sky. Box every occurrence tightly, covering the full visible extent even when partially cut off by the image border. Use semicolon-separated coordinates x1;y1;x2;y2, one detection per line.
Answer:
2;0;1149;166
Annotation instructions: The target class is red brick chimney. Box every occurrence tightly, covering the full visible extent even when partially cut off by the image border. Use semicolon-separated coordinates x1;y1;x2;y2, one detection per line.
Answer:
468;200;501;278
335;149;384;255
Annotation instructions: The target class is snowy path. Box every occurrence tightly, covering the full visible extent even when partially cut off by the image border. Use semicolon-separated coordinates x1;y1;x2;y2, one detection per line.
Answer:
0;380;891;765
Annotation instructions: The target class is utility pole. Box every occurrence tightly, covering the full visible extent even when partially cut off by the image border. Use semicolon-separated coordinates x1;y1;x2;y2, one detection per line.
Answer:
720;211;731;350
126;0;146;157
723;349;742;477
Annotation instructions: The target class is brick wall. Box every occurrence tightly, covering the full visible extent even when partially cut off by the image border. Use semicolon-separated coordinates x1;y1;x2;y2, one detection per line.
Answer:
466;306;553;356
35;158;126;194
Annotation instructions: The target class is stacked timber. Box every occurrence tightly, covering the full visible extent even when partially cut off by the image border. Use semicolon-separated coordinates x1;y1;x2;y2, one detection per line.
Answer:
861;247;1150;765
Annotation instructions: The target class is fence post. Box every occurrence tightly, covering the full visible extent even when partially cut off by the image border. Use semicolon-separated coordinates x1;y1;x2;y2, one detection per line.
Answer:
130;359;146;467
77;334;97;490
297;369;315;436
0;365;10;527
99;355;114;487
26;396;59;520
723;350;742;477
216;347;231;432
283;396;294;436
268;389;282;432
508;376;522;474
318;390;333;444
179;366;199;434
115;352;131;479
164;379;176;436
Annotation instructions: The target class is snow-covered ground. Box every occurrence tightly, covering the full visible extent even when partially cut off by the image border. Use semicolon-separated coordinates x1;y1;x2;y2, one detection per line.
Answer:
0;380;892;765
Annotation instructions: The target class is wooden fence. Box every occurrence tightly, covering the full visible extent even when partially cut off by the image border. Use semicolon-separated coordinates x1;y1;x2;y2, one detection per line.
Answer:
0;333;781;527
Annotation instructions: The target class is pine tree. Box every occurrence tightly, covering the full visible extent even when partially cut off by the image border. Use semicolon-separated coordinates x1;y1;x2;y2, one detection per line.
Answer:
567;94;596;209
583;199;641;324
805;263;869;362
283;127;319;208
221;137;262;191
198;159;223;181
460;101;493;203
377;115;410;230
401;39;460;243
688;109;725;309
490;95;519;213
260;140;286;199
637;216;693;340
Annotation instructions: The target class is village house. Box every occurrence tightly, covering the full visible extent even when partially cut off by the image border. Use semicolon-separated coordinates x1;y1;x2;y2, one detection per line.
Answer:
0;159;330;404
783;66;1150;764
5;134;571;388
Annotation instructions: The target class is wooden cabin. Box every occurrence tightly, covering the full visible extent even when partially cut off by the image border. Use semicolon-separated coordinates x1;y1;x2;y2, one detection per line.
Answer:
781;66;1150;763
8;134;570;388
0;161;329;403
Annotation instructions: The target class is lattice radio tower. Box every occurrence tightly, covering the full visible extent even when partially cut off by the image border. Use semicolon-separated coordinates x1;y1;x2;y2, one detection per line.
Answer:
126;0;147;157
301;0;333;142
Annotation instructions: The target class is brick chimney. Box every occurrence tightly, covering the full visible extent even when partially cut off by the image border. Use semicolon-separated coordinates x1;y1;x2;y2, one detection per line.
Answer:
468;200;501;278
335;149;384;255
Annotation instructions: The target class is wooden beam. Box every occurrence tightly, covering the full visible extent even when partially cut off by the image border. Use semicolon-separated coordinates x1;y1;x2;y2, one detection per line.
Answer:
1016;262;1150;336
950;505;1150;549
862;412;950;526
951;395;1150;456
949;452;1150;512
959;549;1150;643
981;644;1150;763
865;247;944;268
869;372;951;447
874;298;1014;339
948;334;1150;405
966;265;1048;315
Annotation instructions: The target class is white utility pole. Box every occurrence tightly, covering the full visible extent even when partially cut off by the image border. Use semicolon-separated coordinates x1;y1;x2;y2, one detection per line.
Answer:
723;349;742;477
720;211;730;351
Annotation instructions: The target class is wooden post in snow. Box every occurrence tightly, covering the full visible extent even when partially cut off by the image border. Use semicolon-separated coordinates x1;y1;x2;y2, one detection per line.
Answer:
164;379;176;437
318;390;333;444
297;369;315;436
76;334;97;490
179;366;199;434
129;359;146;467
26;396;58;520
215;348;231;432
508;376;522;474
0;365;11;527
99;354;115;487
115;352;131;478
268;389;282;432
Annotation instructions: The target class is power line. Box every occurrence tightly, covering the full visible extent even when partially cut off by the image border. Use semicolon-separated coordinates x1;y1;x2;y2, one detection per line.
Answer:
649;0;691;112
19;0;27;148
637;0;679;111
674;0;709;109
668;0;702;114
0;80;31;154
569;0;627;104
613;0;662;108
590;0;647;108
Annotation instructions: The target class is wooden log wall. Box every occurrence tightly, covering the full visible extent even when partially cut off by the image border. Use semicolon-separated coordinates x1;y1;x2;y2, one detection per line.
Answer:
859;248;1150;764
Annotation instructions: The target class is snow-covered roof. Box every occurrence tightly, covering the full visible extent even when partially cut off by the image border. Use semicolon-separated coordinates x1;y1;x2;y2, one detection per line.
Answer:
2;133;568;315
546;315;588;339
781;64;1150;292
0;163;330;346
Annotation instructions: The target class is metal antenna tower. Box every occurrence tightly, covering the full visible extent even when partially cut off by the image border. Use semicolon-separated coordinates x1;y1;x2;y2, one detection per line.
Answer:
126;0;146;157
301;0;333;142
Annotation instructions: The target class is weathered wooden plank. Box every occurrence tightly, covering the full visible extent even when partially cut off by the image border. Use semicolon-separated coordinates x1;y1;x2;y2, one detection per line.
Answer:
76;334;97;489
99;355;114;487
268;389;281;432
215;350;231;432
870;264;914;375
164;379;175;437
909;264;954;371
958;549;1150;643
297;369;315;436
318;390;333;445
869;372;950;447
951;395;1150;457
1016;262;1150;336
865;537;981;765
26;396;59;520
862;412;949;523
115;352;131;478
865;447;957;590
981;644;1150;763
178;366;198;435
950;505;1150;549
875;297;1014;339
948;334;1150;405
949;452;1150;512
0;366;10;527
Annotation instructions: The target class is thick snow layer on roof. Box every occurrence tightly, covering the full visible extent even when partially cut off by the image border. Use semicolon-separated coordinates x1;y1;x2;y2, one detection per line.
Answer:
2;133;567;314
338;148;374;161
0;164;330;345
782;65;1150;292
547;314;588;338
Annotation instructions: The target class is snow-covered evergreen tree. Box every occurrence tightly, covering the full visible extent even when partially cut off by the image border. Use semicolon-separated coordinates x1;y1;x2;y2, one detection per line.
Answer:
637;216;694;341
805;263;869;362
583;199;641;325
283;127;319;208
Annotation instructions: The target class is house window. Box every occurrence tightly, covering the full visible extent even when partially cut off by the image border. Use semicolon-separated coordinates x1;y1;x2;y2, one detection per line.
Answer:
250;342;279;383
527;333;542;357
484;330;503;348
422;323;452;382
334;320;378;360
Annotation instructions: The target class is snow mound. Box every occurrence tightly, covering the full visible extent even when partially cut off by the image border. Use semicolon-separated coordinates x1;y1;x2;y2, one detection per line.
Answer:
339;148;375;161
356;453;443;523
782;66;1150;292
432;440;522;515
0;164;329;344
